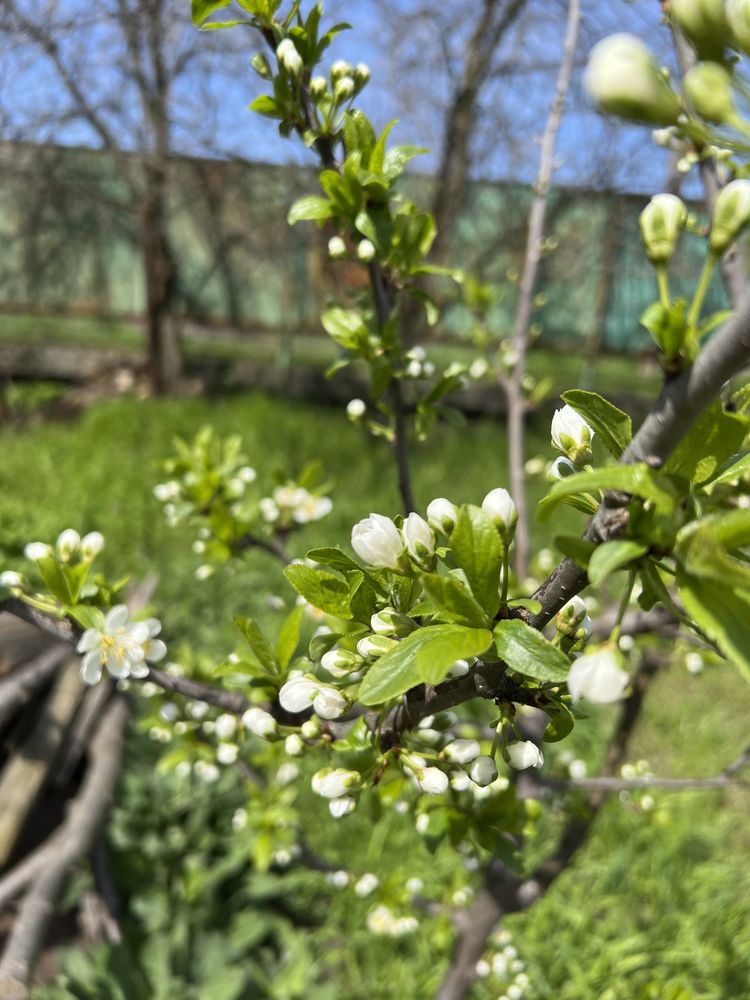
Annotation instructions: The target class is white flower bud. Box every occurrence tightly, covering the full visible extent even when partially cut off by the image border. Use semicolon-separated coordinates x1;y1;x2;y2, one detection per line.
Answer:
426;497;458;534
469;358;489;379
300;718;319;739
216;742;238;765
310;75;327;98
585;34;681;126
671;0;730;60
356;634;398;659
24;542;54;562
576;614;593;642
639;193;687;265
728;0;750;55
709;179;750;255
241;706;277;739
481;488;518;535
556;595;588;636
278;675;318;713
402;512;435;563
80;531;105;560
684;62;736;124
276;38;303;76
469;755;498;786
351;513;405;570
551;404;594;466
356;239;376;262
418;766;449;795
346;397;366;419
321;648;363;676
215;713;237;741
448;658;471;678
0;570;23;588
334;76;355;100
405;359;423;378
312;767;360;799
443;739;481;764
330;796;357;817
328;235;347;258
506;740;544;770
548;456;578;481
55;529;80;561
354;62;370;84
313;685;349;719
370;607;416;637
567;646;629;703
284;733;305;756
331;59;353;80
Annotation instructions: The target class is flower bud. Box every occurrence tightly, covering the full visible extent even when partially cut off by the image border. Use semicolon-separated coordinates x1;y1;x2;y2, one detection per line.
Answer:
683;62;736;124
215;713;237;741
310;75;327;99
671;0;730;60
556;595;588;636
354;63;370;85
576;614;593;642
276;38;303;77
443;739;481;764
241;706;277;739
426;498;458;534
328;235;347;258
278;675;318;713
331;59;353;80
334;76;355;101
0;570;23;589
402;512;436;564
585;34;681;126
728;0;750;55
24;542;54;562
321;648;363;676
548;456;578;481
370;607;416;637
351;513;405;570
448;658;470;678
469;755;498;787
311;767;360;799
357;239;376;262
56;529;80;561
284;733;304;756
567;646;629;703
80;531;105;560
313;686;349;719
417;766;449;795
251;53;272;79
346;398;366;420
481;488;518;536
709;179;750;255
356;634;399;659
551;404;594;466
506;740;544;770
639;193;687;265
330;796;357;817
300;718;319;739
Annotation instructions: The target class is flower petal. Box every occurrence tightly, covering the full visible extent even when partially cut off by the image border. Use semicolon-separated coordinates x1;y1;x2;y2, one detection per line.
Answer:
81;650;103;685
104;605;129;631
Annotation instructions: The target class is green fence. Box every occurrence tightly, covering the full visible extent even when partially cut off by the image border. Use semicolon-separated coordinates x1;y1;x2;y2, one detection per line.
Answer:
0;142;731;353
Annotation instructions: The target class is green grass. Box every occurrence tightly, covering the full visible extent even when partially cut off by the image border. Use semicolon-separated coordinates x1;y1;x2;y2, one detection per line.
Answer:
1;392;748;1000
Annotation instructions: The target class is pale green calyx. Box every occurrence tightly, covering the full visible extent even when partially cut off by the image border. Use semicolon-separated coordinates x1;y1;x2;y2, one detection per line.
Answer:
671;0;731;60
709;179;750;255
683;62;736;125
639;193;688;265
727;0;750;55
585;34;681;126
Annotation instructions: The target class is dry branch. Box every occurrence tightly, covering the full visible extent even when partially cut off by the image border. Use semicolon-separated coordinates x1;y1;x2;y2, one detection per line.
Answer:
0;646;69;731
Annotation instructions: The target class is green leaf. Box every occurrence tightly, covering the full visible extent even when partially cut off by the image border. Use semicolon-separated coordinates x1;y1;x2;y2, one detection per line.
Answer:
191;0;231;25
675;511;750;590
587;540;648;586
233;616;279;674
287;195;333;225
275;605;304;671
666;401;749;485
449;505;503;617
66;604;104;631
343;109;376;160
677;572;750;681
640;298;688;358
370;120;397;174
538;463;677;522
554;535;596;567
320;307;368;351
421;573;490;627
37;557;88;605
358;625;492;705
493;619;571;683
283;563;351;619
248;94;280;118
561;389;632;459
543;703;575;742
704;450;750;487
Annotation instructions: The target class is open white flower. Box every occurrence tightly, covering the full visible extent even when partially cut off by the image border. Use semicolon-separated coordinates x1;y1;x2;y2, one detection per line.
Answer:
351;513;405;570
506;740;544;770
139;618;167;672
76;605;150;684
567;646;629;703
292;491;333;524
551;404;594;466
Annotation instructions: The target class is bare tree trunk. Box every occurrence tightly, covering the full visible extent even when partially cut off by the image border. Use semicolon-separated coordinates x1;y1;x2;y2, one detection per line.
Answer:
141;161;180;394
505;0;581;579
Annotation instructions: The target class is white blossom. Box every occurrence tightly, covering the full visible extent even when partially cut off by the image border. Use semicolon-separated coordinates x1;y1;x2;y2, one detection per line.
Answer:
506;741;544;770
418;766;449;795
284;733;304;756
710;179;750;256
24;542;53;562
567;647;629;703
0;571;23;589
276;38;303;75
215;713;237;741
402;512;435;563
346;397;366;419
278;675;318;713
56;529;80;561
405;877;424;894
356;634;396;659
450;771;472;792
313;685;349;719
443;739;481;764
321;648;361;676
482;488;518;533
551;404;594;465
329;796;357;818
354;62;370;83
76;605;150;684
584;33;681;126
357;239;376;262
312;767;360;799
153;481;181;502
259;497;279;523
310;75;327;98
331;59;353;79
354;872;379;896
569;758;588;780
241;706;277;739
291;491;333;524
469;755;499;787
216;742;238;765
238;466;256;483
351;513;405;570
448;658;471;678
426;497;458;533
685;651;705;674
548;456;578;480
81;531;105;560
328;235;347;258
334;76;354;100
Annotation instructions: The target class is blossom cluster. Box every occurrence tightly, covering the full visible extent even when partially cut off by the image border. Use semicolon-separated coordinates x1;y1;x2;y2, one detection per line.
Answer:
77;605;166;685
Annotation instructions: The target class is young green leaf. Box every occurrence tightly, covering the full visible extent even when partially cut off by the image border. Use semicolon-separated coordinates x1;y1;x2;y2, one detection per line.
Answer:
421;573;490;628
587;540;648;586
449;505;503;617
538;464;677;522
493;619;570;682
561;389;632;458
275;605;305;671
233;616;279;675
284;564;352;619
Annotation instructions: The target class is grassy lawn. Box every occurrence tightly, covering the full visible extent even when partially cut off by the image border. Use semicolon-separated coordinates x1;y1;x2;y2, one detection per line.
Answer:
1;391;747;999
